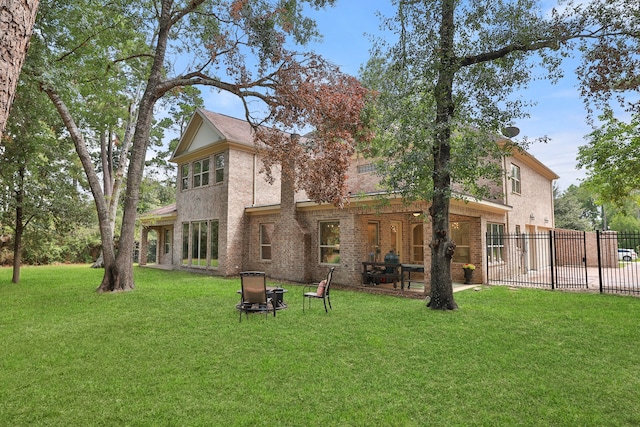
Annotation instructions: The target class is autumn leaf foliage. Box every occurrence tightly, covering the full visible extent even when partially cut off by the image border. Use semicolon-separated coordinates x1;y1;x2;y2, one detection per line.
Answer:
254;54;374;207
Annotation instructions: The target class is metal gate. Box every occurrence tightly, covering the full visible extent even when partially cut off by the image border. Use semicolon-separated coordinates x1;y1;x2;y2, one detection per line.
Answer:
486;230;640;296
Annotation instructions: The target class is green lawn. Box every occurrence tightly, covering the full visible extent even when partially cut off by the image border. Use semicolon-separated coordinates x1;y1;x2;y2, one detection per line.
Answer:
1;265;640;426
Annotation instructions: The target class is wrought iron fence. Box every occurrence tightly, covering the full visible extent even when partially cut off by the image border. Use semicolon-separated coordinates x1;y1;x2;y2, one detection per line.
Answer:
486;230;640;296
597;231;640;295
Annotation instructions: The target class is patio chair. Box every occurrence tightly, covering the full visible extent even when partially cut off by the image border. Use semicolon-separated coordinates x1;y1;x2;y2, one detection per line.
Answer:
303;267;335;313
238;271;275;322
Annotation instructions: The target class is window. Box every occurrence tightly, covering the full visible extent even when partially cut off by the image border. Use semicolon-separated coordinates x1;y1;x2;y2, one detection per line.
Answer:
210;220;219;267
366;222;379;261
487;223;505;263
451;222;470;263
357;163;376;173
181;220;218;268
260;223;274;261
164;229;171;255
511;164;521;194
182;223;189;265
191;221;208;267
319;221;340;264
411;223;424;263
214;153;224;183
193;158;210;188
181;164;189;190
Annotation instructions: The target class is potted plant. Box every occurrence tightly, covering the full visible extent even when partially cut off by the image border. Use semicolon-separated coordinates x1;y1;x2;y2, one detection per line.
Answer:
462;263;475;284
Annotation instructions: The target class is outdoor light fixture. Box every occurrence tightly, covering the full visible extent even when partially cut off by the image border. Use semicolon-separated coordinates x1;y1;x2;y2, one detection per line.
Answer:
544;217;549;224
412;212;421;217
530;213;535;221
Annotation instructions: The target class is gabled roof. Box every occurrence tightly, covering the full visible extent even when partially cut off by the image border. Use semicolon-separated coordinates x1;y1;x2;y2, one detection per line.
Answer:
199;109;257;144
504;139;560;181
170;109;259;163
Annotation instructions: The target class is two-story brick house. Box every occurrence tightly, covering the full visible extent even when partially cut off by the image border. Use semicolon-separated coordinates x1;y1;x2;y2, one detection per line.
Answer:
139;108;559;289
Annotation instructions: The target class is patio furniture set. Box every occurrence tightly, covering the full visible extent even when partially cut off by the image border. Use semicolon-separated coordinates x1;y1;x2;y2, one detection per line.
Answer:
237;267;335;322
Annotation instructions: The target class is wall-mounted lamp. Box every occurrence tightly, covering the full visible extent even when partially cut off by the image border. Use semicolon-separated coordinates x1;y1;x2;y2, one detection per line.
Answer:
544;217;549;224
412;212;421;217
529;213;535;221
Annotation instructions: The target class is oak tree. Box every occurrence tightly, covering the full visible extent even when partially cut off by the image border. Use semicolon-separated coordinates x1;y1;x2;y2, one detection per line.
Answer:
33;0;371;292
362;0;639;309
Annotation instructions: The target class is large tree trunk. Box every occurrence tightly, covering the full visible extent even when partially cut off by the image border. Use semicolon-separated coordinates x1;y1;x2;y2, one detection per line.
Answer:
428;0;458;310
11;169;25;283
0;0;39;136
96;5;169;292
43;87;117;286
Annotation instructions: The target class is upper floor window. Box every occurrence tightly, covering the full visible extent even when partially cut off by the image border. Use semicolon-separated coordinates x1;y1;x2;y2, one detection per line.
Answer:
193;158;210;188
214;153;224;183
510;164;521;194
319;221;340;264
357;163;376;173
181;165;189;190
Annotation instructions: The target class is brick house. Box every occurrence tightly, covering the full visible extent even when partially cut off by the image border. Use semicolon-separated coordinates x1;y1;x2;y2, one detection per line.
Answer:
139;108;559;289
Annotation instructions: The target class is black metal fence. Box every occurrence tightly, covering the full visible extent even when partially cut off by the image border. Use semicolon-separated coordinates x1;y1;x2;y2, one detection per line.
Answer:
486;230;640;296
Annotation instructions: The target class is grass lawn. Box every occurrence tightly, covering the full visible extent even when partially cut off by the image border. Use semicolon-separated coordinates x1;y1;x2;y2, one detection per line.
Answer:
1;265;640;426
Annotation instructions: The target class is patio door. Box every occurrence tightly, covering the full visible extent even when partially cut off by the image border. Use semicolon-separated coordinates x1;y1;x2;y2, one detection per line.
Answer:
390;220;403;262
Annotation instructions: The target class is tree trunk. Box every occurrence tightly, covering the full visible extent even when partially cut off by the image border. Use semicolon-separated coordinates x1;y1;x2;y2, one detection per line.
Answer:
43;87;117;287
11;170;24;283
0;0;39;136
91;250;104;268
96;5;170;292
428;0;458;310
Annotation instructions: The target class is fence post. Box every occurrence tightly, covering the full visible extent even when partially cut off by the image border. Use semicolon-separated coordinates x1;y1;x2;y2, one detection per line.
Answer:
582;231;588;289
596;230;604;294
549;229;555;290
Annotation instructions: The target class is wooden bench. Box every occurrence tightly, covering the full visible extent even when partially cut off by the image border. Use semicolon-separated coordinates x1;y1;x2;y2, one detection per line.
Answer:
361;262;401;288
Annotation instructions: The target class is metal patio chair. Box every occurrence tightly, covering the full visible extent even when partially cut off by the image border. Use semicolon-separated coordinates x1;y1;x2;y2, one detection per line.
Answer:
303;267;335;313
238;271;275;322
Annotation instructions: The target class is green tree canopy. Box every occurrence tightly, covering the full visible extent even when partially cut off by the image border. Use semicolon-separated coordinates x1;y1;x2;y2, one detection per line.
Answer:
361;0;639;310
577;109;640;208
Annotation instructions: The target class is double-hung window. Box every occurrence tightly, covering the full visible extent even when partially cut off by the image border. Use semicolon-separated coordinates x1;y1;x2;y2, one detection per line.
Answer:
260;223;274;261
214;153;224;183
164;229;171;255
451;222;470;263
487;223;505;263
511;164;521;194
319;221;340;264
181;165;189;190
193;158;210;188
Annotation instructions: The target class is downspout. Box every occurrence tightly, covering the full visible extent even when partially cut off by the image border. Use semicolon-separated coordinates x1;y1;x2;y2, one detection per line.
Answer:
252;153;256;206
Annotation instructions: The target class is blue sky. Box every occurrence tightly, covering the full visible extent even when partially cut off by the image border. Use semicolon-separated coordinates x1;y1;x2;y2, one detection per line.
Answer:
202;0;596;192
